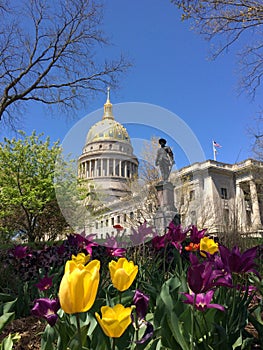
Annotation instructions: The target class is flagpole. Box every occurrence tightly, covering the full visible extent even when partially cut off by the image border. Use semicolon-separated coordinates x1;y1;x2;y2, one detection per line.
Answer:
212;140;217;161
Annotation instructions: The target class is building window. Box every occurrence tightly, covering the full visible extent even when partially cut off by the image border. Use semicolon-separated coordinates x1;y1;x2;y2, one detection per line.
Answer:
95;222;98;229
221;188;228;199
109;144;112;149
130;212;134;219
117;215;120;223
101;221;103;228
246;210;251;226
106;219;109;227
111;217;114;226
189;190;195;201
123;213;127;222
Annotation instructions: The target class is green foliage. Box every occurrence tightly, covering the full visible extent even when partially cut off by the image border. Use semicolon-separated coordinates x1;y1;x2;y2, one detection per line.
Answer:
0;294;19;350
154;276;191;350
0;130;69;242
0;295;16;333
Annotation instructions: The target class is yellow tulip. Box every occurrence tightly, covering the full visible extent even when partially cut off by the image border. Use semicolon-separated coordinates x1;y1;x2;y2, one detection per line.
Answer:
59;259;100;314
95;304;132;338
109;258;138;292
200;237;219;257
71;252;90;265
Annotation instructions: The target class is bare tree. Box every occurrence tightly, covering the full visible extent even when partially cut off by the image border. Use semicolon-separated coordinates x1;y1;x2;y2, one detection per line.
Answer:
0;0;130;126
171;0;263;98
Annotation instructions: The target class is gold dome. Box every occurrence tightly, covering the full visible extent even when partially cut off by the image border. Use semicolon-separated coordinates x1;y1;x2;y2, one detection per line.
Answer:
85;88;130;145
86;119;130;144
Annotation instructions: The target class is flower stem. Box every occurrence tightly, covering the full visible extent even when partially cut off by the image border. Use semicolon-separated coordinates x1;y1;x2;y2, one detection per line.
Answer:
111;337;116;350
163;241;168;279
190;295;196;350
76;313;82;350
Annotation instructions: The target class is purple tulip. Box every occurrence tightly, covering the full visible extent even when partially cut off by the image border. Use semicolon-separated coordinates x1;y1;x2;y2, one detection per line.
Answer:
135;321;154;344
67;233;97;255
182;290;225;312
106;247;126;257
189;225;207;244
187;253;232;294
35;275;53;291
32;298;60;326
167;222;188;253
152;235;166;250
56;243;65;255
12;245;29;259
133;290;150;320
167;222;188;243
219;245;260;278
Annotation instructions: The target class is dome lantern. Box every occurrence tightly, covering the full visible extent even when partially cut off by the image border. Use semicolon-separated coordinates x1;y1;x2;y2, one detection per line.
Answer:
103;86;114;120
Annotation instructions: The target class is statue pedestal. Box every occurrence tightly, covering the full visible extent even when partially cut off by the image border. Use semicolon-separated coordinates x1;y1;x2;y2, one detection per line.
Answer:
154;181;178;233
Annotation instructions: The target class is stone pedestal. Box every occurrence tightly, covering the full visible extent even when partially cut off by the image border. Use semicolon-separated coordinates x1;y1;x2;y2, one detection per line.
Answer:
154;181;179;233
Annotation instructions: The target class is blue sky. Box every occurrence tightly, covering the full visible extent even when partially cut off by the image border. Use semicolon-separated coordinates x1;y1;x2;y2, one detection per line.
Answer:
2;0;261;170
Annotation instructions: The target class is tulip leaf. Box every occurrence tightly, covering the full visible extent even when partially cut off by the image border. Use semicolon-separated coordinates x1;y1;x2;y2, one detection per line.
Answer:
0;312;15;333
0;294;15;303
232;332;243;349
167;312;189;350
0;334;13;350
41;324;57;350
89;322;111;350
142;338;163;350
3;299;17;315
67;325;89;350
248;308;263;347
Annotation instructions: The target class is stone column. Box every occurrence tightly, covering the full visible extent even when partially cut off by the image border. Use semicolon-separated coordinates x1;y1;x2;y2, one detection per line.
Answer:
118;159;121;176
94;159;97;177
107;159;110;176
89;161;91;178
83;161;86;178
236;183;245;231
249;180;261;229
98;159;100;177
113;159;116;176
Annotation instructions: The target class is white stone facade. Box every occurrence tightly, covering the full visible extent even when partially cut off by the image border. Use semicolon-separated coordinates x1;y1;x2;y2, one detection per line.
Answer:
171;159;263;235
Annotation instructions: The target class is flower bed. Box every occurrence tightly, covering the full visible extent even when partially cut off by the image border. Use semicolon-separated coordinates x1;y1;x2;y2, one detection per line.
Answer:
0;222;262;349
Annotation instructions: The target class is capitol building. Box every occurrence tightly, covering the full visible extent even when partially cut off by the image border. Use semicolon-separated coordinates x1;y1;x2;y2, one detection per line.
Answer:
77;91;263;240
78;91;156;241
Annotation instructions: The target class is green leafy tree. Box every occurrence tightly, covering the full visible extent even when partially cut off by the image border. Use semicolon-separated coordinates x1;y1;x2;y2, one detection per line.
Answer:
0;131;70;242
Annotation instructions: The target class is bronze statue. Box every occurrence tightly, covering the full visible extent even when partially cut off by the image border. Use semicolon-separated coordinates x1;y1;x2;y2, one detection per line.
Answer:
155;138;175;182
